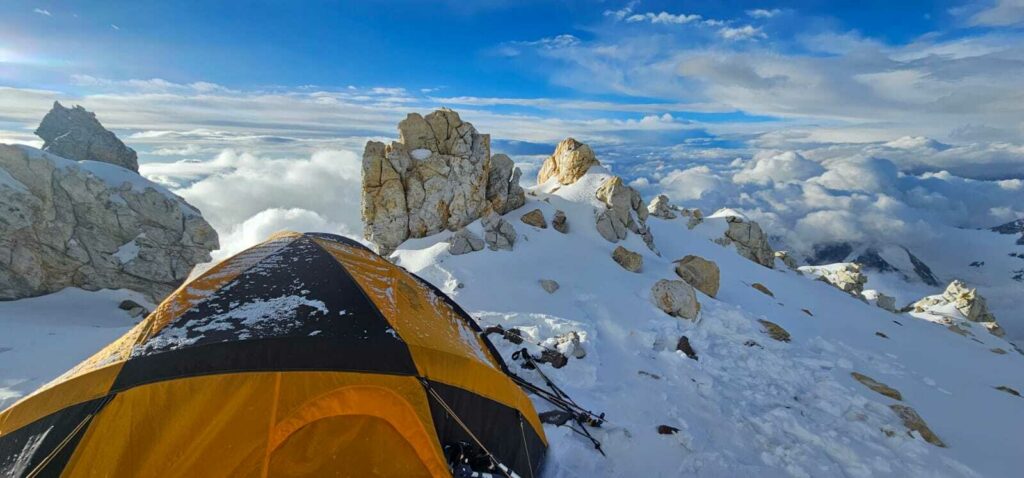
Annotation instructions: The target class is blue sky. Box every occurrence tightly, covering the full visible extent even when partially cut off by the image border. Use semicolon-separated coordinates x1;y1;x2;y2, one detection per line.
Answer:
1;0;1022;273
2;0;1023;179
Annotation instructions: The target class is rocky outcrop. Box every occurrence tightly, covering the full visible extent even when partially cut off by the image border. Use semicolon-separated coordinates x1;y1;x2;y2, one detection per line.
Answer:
537;138;599;185
448;228;484;255
801;263;867;296
716;216;774;268
552;210;568;234
361;109;525;255
482;212;517;251
912;280;1004;336
520;209;547;229
651;279;700;320
674;255;720;298
35;102;139;172
612;246;643;272
0;144;218;302
595;176;656;251
486;153;526;214
647;195;677;219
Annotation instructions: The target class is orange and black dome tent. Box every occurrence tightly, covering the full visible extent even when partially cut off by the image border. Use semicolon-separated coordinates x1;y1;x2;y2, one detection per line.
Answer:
0;232;546;477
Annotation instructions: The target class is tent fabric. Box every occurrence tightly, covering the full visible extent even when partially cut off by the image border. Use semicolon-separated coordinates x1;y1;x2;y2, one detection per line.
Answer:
0;232;547;478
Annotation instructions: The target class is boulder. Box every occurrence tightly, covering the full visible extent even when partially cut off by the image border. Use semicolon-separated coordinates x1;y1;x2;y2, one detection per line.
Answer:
681;208;703;230
758;319;790;342
362;109;525;255
0;144;218;302
539;279;560;293
889;404;945;447
851;372;903;400
651;279;700;320
717;216;774;268
751;283;774;297
35;102;139;172
647;195;677;219
486;153;526;214
612;246;643;272
448;228;484;255
774;250;799;270
595;176;656;251
537;137;599;185
673;255;720;298
552;210;569;233
520;209;547;229
864;290;896;312
482;212;516;251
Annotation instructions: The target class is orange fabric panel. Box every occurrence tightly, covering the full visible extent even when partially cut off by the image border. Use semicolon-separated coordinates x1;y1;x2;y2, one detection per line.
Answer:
61;372;448;478
268;415;435;477
267;385;448;477
63;372;278;477
0;363;121;435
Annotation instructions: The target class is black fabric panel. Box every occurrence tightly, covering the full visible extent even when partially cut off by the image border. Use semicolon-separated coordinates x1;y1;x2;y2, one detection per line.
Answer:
0;395;111;478
408;272;513;374
120;236;415;382
112;336;415;390
425;380;546;478
303;232;372;252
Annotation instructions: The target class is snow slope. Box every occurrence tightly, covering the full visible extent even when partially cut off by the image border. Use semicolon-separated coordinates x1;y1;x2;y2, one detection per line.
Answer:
1;167;1021;477
0;288;148;409
393;168;1024;477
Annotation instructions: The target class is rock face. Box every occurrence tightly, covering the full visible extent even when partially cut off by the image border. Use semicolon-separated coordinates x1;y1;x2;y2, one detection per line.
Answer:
361;109;525;255
612;246;643;272
486;153;526;215
552;210;568;234
520;209;547;229
482;213;517;251
595;176;656;251
448;228;484;255
674;255;720;298
803;263;868;296
650;279;700;320
717;216;774;268
911;280;1003;336
647;195;677;219
537;138;599;185
0;144;218;302
35;102;139;172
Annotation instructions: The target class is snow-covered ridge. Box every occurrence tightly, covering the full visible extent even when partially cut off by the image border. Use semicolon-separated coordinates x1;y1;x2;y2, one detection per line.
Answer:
384;152;1023;476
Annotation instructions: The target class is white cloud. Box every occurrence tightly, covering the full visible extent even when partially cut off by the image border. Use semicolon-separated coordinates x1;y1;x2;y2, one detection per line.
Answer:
212;208;354;262
718;25;767;41
626;12;702;25
746;9;781;19
33;8;51;16
734;151;824;185
965;0;1024;26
